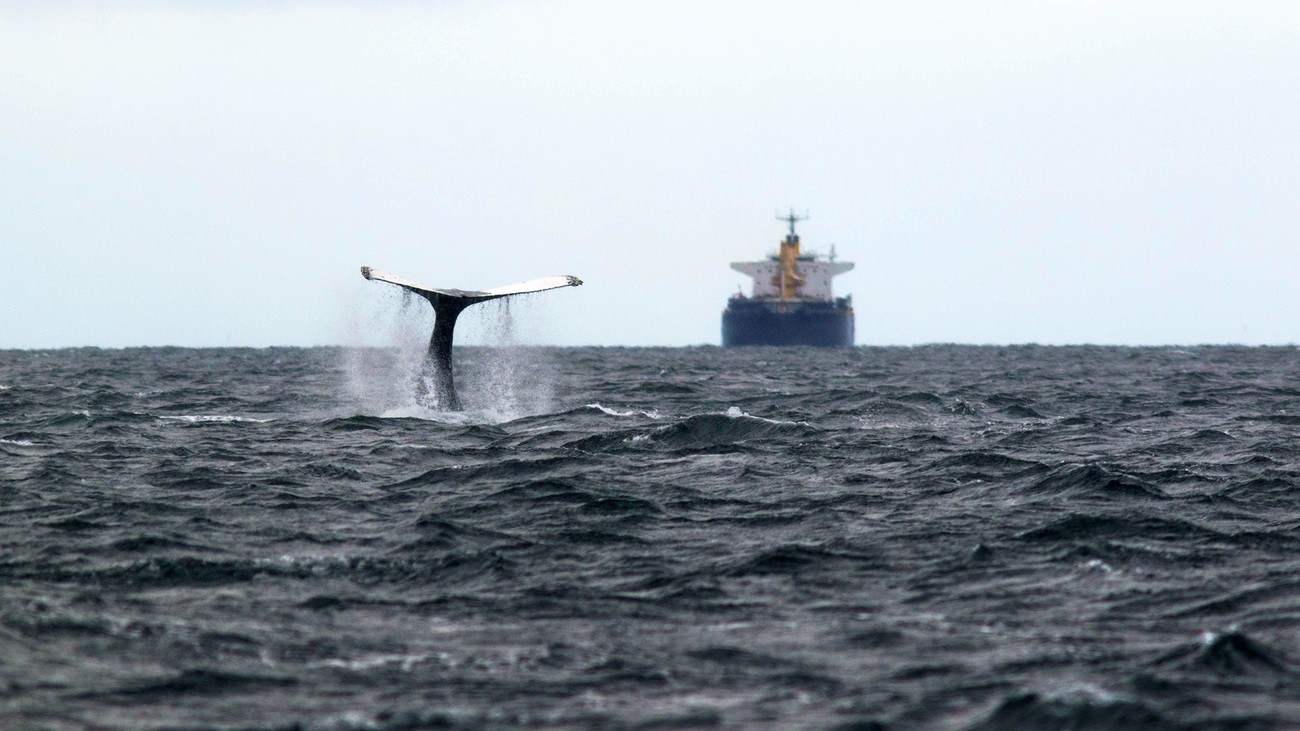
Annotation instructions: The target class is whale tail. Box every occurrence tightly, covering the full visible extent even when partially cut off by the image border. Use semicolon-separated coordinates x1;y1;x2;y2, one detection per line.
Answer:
360;266;582;410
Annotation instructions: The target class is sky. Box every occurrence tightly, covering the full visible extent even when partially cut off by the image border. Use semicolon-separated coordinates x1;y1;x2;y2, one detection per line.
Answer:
1;0;1298;347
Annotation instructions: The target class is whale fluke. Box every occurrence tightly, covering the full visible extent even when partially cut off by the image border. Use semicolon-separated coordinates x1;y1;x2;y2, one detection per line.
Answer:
360;266;582;410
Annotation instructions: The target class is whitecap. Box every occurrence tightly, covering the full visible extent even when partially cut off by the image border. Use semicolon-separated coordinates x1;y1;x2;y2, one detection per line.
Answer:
1039;682;1123;704
0;438;35;446
369;402;655;426
159;415;273;424
588;403;634;417
721;406;807;427
586;403;661;419
377;405;516;425
1077;558;1116;575
309;653;442;672
379;405;450;421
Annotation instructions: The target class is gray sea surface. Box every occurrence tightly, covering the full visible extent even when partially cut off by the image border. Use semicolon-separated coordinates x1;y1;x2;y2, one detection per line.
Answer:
4;345;1300;729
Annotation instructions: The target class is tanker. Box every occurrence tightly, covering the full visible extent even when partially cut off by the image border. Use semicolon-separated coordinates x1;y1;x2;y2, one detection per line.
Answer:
722;212;854;347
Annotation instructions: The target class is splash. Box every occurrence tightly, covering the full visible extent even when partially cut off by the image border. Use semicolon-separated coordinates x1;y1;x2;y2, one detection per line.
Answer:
340;288;435;414
340;290;557;422
456;296;557;417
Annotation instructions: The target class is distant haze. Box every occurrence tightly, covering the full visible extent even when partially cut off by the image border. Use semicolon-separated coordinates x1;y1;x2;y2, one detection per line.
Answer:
2;1;1298;347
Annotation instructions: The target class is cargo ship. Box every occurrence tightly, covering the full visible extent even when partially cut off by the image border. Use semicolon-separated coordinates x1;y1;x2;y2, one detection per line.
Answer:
722;212;855;346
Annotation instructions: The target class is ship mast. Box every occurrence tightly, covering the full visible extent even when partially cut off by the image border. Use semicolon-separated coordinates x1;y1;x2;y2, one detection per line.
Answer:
778;209;807;238
774;208;808;300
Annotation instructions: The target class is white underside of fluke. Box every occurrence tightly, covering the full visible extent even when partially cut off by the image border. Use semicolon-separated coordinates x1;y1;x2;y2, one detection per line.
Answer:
361;266;582;300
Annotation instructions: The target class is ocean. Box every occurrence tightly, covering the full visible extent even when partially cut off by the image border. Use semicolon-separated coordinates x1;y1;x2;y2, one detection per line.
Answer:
4;344;1300;730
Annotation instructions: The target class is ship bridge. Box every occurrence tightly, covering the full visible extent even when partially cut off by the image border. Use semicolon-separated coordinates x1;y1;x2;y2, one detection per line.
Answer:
730;212;853;301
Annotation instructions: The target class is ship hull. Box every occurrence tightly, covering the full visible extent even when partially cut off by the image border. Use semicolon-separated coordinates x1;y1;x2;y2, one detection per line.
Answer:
721;298;854;347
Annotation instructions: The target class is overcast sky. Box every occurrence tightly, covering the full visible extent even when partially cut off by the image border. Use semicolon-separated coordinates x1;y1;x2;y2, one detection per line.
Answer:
2;1;1298;347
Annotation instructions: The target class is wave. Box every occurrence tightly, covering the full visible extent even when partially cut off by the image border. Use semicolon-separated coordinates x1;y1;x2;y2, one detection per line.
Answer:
376;405;514;424
484;480;661;519
15;549;520;589
1018;463;1168;501
157;414;273;424
725;542;880;577
1152;630;1293;678
924;452;1047;478
86;668;296;699
1017;513;1221;544
584;402;662;419
569;409;818;453
965;690;1170;731
10;346;1300;728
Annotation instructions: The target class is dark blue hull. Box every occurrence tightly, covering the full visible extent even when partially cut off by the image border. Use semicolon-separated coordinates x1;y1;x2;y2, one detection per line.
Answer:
721;297;854;347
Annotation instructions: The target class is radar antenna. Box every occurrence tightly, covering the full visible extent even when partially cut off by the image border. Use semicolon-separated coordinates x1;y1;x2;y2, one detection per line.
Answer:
776;208;809;237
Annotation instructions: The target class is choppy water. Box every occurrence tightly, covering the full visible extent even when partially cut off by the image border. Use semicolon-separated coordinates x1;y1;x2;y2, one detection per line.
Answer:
5;345;1300;730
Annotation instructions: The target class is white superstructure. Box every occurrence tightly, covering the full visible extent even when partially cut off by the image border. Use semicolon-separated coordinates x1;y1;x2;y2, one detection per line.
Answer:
731;258;853;300
730;213;853;301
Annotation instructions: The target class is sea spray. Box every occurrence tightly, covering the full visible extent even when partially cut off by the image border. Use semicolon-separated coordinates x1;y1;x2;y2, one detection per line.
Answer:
458;295;557;418
340;286;435;415
339;288;557;421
